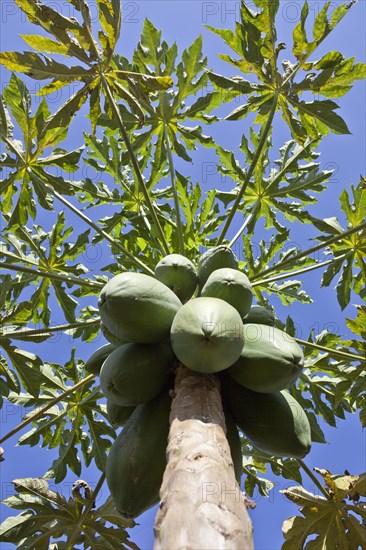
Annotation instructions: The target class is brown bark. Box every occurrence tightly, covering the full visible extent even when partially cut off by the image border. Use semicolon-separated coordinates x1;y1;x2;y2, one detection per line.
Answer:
154;365;254;550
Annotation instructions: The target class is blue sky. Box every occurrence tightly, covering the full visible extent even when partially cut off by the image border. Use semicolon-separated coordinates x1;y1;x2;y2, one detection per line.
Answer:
0;1;365;549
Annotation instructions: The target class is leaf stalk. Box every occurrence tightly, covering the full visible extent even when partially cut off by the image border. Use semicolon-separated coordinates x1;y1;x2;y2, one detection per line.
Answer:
0;374;95;445
297;459;331;500
164;125;185;255
252;255;348;287
296;338;365;364
1;261;103;289
217;89;280;245
29;168;154;275
251;221;366;281
101;75;171;256
2;319;100;340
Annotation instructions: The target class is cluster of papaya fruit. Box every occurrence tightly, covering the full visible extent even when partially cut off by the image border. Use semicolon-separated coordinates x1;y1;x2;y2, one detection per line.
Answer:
85;246;312;519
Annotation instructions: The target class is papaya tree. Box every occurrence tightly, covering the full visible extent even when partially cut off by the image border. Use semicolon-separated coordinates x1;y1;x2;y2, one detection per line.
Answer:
0;0;365;548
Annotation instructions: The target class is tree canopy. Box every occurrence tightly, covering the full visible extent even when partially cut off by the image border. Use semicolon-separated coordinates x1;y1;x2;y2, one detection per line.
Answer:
0;1;365;548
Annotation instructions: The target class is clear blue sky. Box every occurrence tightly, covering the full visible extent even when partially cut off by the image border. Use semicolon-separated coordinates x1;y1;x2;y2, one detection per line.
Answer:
0;1;365;549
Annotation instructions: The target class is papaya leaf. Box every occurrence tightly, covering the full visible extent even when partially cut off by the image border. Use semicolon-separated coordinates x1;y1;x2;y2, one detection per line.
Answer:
3;74;32;139
0;79;83;224
346;306;366;340
0;340;41;397
0;478;136;549
216;138;331;232
241;445;303;498
7;353;113;481
12;0;96;62
0;96;14;139
315;181;366;309
1;215;91;324
0;51;91;82
129;20;218;165
293;52;366;99
288;98;351;136
207;1;362;143
96;0;121;53
281;469;366;549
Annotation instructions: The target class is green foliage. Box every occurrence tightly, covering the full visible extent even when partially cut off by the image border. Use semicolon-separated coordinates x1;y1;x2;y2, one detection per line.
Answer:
281;468;366;549
0;0;365;548
0;477;137;549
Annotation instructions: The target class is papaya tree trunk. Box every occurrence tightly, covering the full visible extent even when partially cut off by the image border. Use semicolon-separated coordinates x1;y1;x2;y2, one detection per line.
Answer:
154;365;253;549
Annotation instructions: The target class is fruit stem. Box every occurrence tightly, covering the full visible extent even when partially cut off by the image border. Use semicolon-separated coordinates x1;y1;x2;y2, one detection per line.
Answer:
164;124;185;256
1;261;103;289
101;75;171;256
251;221;366;281
2;319;100;340
0;374;94;445
30;168;154;276
216;89;279;246
297;459;331;500
252;255;348;286
295;338;365;364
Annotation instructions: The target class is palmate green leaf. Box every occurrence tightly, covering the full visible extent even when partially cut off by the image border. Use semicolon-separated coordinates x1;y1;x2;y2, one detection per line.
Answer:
288;98;351;136
8;353;113;481
216;137;331;233
293;51;366;99
1;214;91;324
0;78;83;225
3;74;31;139
281;468;365;550
128;20;218;165
0;340;41;397
0;478;136;549
0;96;14;139
205;0;282;124
0;51;91;82
314;181;366;309
206;1;363;143
292;0;356;61
96;0;121;52
13;0;96;63
346;306;366;340
207;0;280;83
290;328;365;432
243;232;315;306
241;442;303;498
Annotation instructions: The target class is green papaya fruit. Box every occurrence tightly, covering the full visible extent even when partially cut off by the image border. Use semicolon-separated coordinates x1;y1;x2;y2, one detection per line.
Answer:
170;297;244;374
100;321;129;346
85;343;116;375
243;305;275;326
198;245;239;290
201;268;253;317
98;272;182;343
224;407;243;483
228;324;304;393
155;254;198;303
106;390;171;518
222;376;311;458
106;399;135;427
100;342;173;406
